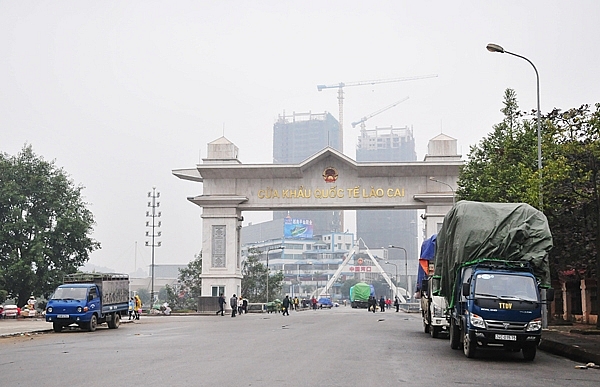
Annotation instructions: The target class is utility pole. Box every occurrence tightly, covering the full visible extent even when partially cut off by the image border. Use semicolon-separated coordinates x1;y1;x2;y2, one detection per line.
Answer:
145;187;162;308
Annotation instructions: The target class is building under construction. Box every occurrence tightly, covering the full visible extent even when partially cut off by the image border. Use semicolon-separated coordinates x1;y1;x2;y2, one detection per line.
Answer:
356;125;419;265
272;111;343;235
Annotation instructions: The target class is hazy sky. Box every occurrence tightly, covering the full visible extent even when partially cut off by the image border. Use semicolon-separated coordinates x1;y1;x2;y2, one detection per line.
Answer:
2;1;599;274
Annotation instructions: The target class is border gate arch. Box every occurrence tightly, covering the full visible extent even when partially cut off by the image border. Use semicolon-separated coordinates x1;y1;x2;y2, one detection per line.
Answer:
173;136;461;298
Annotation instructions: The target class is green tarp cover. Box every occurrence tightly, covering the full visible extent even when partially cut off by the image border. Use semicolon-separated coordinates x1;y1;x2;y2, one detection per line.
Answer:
350;282;371;302
433;201;553;304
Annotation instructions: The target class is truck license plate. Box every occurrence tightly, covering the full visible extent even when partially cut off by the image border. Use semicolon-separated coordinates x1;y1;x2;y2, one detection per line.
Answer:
495;334;517;341
57;314;69;319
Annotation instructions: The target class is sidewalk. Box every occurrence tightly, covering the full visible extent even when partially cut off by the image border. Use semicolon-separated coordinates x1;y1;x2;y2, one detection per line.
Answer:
0;317;135;337
540;323;600;365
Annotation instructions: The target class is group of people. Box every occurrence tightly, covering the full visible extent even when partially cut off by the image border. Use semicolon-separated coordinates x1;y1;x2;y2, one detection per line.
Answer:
128;294;142;320
216;293;248;317
368;296;400;313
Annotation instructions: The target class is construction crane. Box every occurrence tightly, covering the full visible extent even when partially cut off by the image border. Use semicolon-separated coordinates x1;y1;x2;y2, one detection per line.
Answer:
351;96;410;131
316;74;437;150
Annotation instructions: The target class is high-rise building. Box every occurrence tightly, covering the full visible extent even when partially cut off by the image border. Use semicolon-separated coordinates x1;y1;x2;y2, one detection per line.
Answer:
355;125;419;262
273;111;342;235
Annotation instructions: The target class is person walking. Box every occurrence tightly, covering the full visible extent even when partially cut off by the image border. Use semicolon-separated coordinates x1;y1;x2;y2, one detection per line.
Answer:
379;296;386;312
242;297;248;314
368;296;376;313
237;296;244;315
230;294;238;317
293;296;299;311
282;295;290;316
216;293;225;316
394;296;400;312
128;297;135;320
134;294;142;320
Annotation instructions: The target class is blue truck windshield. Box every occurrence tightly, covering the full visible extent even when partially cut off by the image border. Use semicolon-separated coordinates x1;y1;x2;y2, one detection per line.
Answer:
474;273;538;301
51;287;88;300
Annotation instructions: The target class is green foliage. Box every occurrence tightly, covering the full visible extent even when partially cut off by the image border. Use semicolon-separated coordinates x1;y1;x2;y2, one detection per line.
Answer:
457;89;539;205
178;251;202;302
0;145;100;307
241;248;284;303
137;288;150;306
543;104;600;277
339;278;360;299
457;90;599;289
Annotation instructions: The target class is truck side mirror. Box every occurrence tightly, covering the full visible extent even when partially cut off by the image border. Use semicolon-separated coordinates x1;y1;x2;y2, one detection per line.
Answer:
546;288;555;302
462;283;470;296
421;279;429;294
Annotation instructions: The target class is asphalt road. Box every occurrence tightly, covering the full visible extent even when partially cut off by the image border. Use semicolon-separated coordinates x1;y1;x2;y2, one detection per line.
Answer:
1;307;598;386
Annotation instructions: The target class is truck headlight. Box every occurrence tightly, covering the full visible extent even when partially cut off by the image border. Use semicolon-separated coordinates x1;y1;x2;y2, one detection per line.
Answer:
433;304;444;317
526;318;542;332
77;306;83;313
469;312;486;329
47;307;53;313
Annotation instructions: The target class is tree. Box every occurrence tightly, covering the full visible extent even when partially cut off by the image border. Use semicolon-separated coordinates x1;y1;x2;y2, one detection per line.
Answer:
0;145;100;306
241;248;284;303
177;251;202;310
339;278;360;299
543;104;600;327
457;89;539;205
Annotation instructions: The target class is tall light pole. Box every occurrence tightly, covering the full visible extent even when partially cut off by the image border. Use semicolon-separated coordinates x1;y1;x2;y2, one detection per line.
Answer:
486;43;542;211
265;246;284;304
385;261;398;299
388;245;408;297
145;187;161;308
487;43;547;328
429;177;456;206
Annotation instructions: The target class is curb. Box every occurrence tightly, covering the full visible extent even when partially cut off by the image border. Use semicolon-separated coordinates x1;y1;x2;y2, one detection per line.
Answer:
0;328;53;338
539;338;600;364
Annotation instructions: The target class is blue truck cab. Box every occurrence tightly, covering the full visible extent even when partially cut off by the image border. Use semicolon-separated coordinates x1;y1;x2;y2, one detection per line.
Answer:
46;273;129;333
449;260;552;361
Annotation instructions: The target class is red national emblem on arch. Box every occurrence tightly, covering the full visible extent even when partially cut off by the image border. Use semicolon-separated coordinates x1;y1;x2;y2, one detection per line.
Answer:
322;167;338;183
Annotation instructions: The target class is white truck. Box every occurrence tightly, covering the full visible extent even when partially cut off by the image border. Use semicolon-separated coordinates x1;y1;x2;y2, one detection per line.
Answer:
419;235;449;338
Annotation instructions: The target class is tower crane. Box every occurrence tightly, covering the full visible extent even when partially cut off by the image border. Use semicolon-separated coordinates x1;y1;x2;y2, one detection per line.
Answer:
316;74;437;151
351;96;410;131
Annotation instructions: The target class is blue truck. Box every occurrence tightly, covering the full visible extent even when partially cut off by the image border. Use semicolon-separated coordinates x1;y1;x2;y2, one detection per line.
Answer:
46;273;129;332
434;201;554;361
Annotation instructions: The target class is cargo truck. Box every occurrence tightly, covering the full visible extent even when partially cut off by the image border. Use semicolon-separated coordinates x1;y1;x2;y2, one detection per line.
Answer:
349;282;374;308
46;273;129;332
418;234;449;338
434;201;554;361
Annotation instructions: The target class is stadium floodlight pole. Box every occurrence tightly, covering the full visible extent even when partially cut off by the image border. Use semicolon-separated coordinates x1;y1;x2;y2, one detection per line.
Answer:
265;246;284;304
487;43;547;328
486;43;542;210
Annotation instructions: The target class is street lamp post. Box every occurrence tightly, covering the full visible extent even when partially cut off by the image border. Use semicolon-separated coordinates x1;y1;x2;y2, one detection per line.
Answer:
388;245;408;297
486;43;542;210
486;43;547;328
265;246;284;304
385;261;398;299
429;177;455;206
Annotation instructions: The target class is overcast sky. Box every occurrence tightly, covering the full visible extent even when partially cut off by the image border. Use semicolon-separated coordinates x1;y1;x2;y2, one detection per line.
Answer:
2;1;599;274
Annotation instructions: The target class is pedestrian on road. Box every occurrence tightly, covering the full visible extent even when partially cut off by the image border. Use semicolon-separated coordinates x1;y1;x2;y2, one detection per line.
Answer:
242;297;248;314
282;295;290;316
293;296;299;311
379;296;386;312
394;296;400;312
237;296;244;315
134;294;142;320
311;297;317;310
128;297;135;320
216;293;225;316
230;294;238;317
368;296;376;313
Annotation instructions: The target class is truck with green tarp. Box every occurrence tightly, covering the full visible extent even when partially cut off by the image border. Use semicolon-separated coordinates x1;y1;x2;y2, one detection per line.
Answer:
433;201;553;361
350;282;374;308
